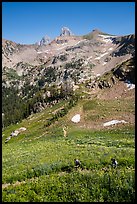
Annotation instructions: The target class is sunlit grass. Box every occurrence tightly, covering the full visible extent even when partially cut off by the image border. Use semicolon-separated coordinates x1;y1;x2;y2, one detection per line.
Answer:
2;97;135;202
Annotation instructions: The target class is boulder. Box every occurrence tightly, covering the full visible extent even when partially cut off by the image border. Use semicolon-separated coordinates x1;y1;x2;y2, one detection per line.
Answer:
10;127;26;137
19;127;26;132
5;136;11;143
103;120;127;127
11;130;19;137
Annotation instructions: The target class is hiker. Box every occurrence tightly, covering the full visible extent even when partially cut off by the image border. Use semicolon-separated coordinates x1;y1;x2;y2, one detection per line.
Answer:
111;158;118;168
74;159;81;167
63;126;67;137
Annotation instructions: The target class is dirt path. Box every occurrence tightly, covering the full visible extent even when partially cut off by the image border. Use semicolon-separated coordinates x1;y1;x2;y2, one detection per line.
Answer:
2;177;39;189
2;180;26;189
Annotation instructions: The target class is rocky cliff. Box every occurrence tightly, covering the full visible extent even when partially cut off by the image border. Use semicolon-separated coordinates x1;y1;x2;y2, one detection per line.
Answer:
2;27;135;127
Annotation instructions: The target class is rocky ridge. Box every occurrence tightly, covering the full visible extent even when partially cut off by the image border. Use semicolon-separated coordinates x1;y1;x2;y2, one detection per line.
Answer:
2;29;135;89
2;27;135;127
37;35;52;46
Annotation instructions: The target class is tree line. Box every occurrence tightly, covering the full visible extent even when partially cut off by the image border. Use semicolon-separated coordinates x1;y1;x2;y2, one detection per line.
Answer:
2;80;75;129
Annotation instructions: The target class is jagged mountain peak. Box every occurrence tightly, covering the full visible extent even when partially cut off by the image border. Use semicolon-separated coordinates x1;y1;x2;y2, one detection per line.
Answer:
60;26;73;36
91;28;115;36
2;26;135;129
91;28;102;34
37;35;52;46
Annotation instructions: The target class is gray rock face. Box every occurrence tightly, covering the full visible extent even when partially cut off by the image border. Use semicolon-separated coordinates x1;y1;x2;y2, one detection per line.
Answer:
111;34;135;57
60;27;73;36
38;36;51;46
2;30;135;91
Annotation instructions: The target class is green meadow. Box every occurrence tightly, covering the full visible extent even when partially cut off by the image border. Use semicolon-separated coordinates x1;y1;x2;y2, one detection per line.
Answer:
2;97;135;202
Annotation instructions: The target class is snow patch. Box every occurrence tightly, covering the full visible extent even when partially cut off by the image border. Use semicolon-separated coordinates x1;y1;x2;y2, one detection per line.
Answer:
103;120;127;127
102;62;107;65
84;61;88;65
95;56;101;60
102;38;112;43
108;47;113;51
73;85;79;91
125;80;135;90
37;50;51;54
98;35;115;43
74;39;87;46
100;52;108;57
71;114;81;123
87;56;92;60
99;34;116;38
95;52;108;60
74;41;82;46
56;46;68;50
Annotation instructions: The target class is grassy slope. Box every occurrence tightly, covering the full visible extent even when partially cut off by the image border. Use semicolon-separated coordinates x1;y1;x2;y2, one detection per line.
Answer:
2;91;135;202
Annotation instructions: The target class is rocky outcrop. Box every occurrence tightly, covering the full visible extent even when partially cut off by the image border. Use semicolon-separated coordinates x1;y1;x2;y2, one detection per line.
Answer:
52;53;68;64
5;127;27;143
113;57;135;83
2;28;135;128
56;38;68;44
2;39;19;57
83;28;106;40
111;34;135;57
10;127;27;137
60;27;73;36
38;36;51;46
98;80;112;89
32;102;45;113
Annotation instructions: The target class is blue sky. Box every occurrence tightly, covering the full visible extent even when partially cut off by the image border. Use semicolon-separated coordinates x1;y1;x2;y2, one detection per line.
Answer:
2;2;135;44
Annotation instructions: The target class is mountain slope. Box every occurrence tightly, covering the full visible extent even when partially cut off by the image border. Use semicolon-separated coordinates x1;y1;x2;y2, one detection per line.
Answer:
2;27;135;202
2;77;135;201
2;28;135;128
